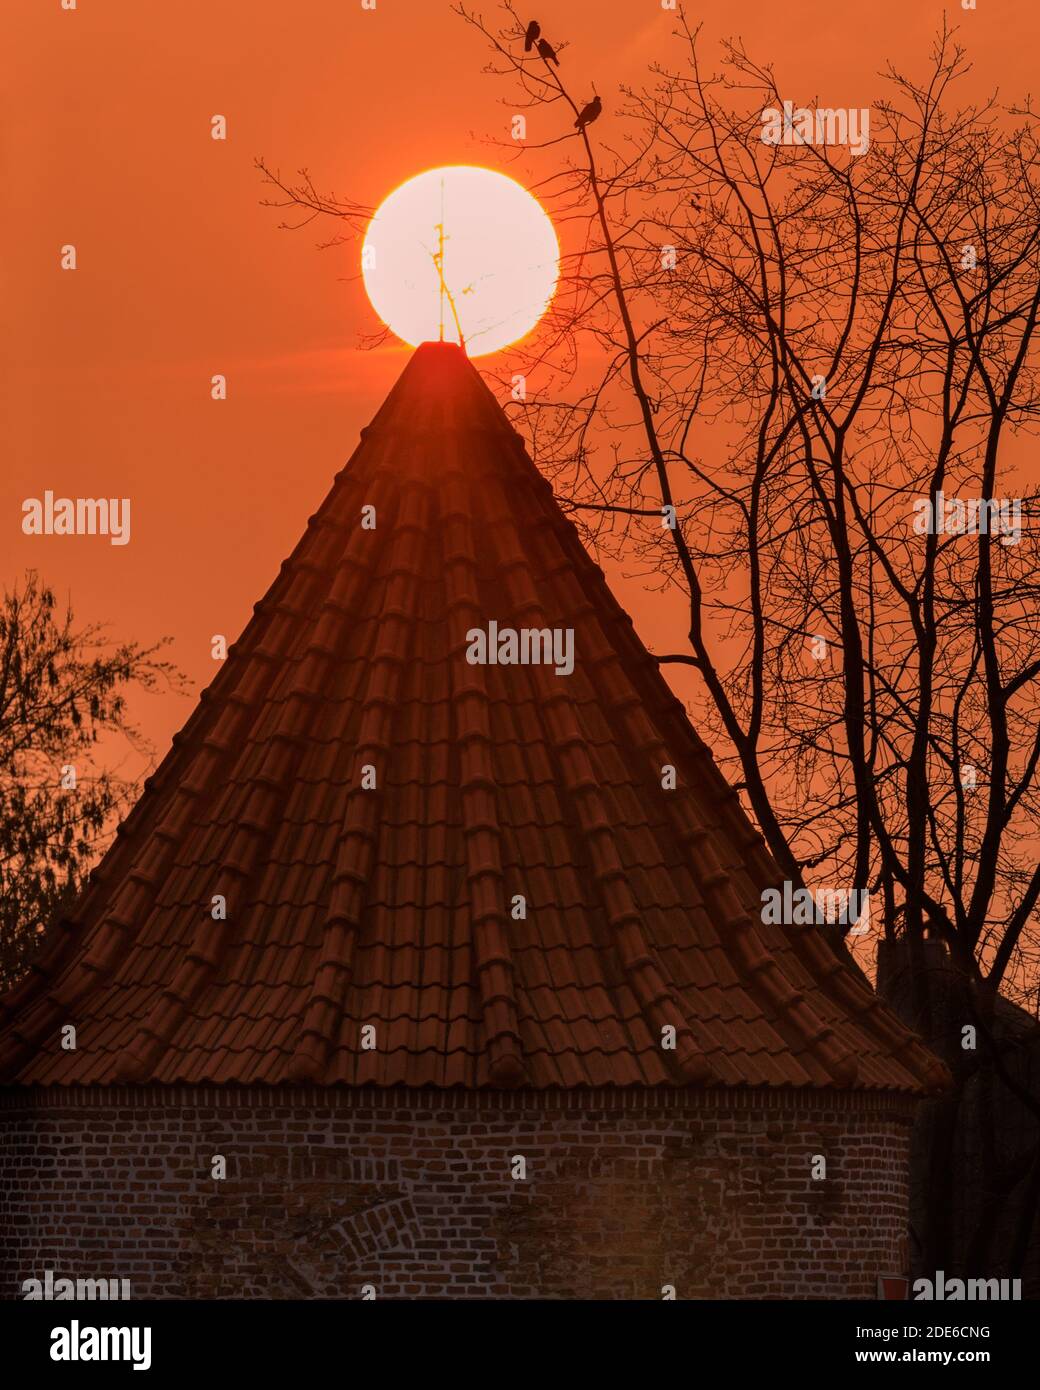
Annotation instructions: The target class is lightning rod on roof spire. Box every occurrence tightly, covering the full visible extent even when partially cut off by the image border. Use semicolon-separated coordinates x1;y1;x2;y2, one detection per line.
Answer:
431;177;466;353
438;177;445;343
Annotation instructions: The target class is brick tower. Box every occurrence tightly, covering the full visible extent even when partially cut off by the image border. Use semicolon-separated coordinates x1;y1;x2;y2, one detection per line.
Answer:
0;343;945;1299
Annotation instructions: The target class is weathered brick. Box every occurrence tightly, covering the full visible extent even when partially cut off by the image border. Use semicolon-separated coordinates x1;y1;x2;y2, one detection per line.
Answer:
0;1084;912;1299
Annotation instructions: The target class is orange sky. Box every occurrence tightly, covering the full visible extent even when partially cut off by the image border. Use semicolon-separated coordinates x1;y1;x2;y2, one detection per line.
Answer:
4;0;1037;763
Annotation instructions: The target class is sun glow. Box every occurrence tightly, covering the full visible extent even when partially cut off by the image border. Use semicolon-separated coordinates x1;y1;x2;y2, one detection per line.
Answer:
361;166;559;357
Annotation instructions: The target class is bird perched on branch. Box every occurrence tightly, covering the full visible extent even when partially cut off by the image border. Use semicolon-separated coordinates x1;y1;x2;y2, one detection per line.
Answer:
537;37;559;65
574;94;601;130
524;19;540;51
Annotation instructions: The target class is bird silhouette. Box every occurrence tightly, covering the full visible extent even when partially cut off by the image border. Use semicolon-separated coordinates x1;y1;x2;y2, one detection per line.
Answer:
537;37;559;65
574;95;602;130
524;20;540;51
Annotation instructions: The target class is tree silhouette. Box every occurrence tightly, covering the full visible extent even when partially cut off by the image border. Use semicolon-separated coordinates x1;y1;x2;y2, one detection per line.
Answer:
0;572;185;992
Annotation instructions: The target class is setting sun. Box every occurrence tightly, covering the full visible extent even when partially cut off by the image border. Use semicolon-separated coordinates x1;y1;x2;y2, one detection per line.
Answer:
361;165;559;357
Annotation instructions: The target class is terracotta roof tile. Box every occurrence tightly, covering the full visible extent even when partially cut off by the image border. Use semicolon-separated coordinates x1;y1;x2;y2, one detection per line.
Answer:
0;343;948;1094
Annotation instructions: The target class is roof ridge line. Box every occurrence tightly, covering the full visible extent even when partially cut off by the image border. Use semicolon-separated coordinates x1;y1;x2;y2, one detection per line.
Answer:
444;446;527;1088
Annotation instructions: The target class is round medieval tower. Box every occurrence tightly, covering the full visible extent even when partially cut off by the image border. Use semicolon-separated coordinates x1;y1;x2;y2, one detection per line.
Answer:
0;344;947;1299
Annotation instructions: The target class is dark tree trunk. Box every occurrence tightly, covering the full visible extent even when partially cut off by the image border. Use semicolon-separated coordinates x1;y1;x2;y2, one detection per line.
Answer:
878;937;1040;1295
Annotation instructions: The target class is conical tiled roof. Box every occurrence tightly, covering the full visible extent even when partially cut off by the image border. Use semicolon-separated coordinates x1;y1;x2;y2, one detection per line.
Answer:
0;344;946;1093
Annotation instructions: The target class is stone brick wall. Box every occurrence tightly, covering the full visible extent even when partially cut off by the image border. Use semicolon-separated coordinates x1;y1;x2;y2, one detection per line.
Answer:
0;1086;914;1299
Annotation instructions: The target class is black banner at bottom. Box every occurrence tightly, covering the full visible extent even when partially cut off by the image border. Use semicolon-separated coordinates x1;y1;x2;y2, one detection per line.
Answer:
0;1296;1031;1378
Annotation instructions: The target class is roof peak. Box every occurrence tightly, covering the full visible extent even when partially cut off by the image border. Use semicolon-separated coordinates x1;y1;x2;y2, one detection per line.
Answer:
415;339;467;352
362;340;522;462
